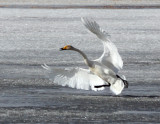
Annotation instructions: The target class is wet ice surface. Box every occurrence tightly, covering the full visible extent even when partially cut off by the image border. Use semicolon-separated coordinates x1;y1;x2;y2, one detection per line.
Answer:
0;8;160;123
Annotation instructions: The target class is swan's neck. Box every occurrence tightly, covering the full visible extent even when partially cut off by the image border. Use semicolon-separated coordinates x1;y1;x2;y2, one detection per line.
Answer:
73;48;93;67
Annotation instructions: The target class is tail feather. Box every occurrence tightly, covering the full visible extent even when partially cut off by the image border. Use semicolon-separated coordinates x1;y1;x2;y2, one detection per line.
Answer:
110;79;125;95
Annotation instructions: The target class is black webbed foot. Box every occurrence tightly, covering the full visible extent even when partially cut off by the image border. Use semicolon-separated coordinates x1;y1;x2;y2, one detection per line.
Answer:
94;84;110;88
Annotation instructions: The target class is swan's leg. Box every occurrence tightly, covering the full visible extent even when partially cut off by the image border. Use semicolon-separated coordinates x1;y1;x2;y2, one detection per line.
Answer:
123;80;129;88
116;75;129;88
94;84;110;88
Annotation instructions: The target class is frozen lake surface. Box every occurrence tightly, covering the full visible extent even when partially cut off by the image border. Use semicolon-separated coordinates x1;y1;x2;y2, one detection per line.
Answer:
0;8;160;123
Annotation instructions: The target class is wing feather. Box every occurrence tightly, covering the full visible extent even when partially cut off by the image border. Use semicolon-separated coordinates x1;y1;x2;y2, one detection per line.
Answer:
42;64;106;91
81;17;123;73
81;17;110;41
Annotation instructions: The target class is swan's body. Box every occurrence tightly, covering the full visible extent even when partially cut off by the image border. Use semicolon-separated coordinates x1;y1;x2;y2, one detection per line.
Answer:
42;17;128;95
61;46;117;84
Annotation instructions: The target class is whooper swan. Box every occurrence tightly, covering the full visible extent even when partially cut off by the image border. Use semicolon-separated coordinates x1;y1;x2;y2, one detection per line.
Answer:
42;17;128;95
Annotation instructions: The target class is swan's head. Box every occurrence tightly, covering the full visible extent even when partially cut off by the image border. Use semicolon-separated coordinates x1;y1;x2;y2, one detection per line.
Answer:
60;45;74;51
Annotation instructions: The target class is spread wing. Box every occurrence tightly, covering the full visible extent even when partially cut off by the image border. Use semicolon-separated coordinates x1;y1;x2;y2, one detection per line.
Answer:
41;64;106;91
81;17;123;73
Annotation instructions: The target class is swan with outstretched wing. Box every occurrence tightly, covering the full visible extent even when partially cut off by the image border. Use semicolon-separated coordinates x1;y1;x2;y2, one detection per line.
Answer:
42;17;128;95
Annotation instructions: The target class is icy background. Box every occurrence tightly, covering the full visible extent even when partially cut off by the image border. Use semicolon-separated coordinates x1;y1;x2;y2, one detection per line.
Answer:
0;8;160;123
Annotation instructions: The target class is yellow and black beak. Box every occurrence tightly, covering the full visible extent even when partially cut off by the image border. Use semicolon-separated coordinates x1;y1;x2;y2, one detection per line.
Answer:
60;45;71;51
60;47;65;51
60;46;67;51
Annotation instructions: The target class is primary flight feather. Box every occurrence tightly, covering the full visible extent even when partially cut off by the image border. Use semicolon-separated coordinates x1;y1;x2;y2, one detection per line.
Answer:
81;17;123;73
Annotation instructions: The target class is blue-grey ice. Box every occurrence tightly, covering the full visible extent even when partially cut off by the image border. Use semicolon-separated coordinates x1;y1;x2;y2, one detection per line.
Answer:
0;8;160;123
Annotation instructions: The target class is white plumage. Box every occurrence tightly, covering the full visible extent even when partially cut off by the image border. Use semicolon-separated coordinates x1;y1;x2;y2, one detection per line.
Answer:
42;64;105;91
81;17;123;73
42;17;128;95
